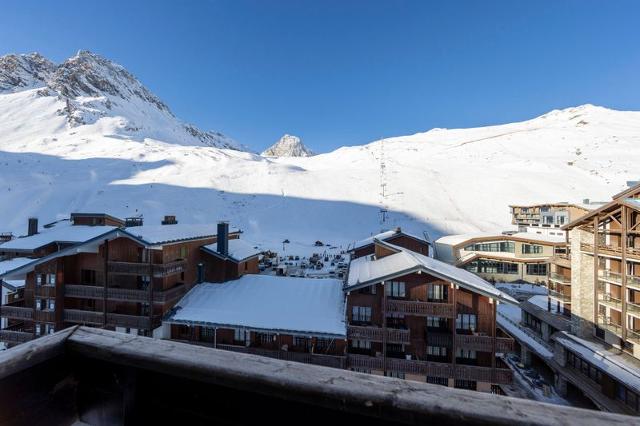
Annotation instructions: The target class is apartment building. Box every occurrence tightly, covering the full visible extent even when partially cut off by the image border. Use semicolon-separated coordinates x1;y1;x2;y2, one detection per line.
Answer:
435;232;566;283
0;214;242;347
510;203;590;237
349;227;430;259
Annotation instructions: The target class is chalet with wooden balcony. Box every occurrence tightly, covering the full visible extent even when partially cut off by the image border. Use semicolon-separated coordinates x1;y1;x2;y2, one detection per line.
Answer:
199;222;260;282
345;239;517;391
349;227;430;259
0;217;242;347
564;182;640;361
165;275;347;367
435;232;566;284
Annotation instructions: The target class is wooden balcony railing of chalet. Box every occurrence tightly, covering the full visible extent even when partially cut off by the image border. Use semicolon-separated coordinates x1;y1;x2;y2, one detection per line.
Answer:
549;272;571;284
0;305;33;320
347;354;513;384
347;325;410;344
63;309;151;329
34;285;56;298
0;329;34;343
386;299;455;318
65;283;186;304
215;344;346;369
33;310;56;323
107;260;187;277
455;335;514;353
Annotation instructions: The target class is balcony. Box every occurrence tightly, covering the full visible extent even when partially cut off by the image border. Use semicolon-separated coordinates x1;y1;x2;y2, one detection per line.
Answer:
597;292;622;310
550;254;571;268
347;325;410;344
33;309;56;323
107;260;187;277
63;309;152;329
548;272;570;284
64;283;186;304
386;299;455;318
548;289;571;303
627;329;640;344
455;334;514;353
0;305;33;320
0;329;34;344
347;354;513;384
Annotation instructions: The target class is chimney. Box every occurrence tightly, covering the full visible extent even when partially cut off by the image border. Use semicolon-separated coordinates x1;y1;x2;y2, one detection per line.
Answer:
217;222;229;256
583;198;590;205
28;218;38;236
161;215;178;225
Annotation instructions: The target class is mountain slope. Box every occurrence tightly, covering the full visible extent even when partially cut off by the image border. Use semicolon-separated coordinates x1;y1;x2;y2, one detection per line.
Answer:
0;51;242;150
262;134;314;157
0;52;638;251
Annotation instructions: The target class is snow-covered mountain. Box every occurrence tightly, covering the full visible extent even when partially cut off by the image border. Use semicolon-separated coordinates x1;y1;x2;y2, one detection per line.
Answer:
0;51;241;150
262;134;314;157
0;51;639;252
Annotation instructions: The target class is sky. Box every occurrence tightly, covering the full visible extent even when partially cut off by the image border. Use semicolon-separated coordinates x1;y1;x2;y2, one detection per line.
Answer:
1;0;639;153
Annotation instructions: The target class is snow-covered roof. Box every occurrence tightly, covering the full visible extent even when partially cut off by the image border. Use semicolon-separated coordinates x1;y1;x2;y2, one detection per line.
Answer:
0;223;116;251
123;224;225;245
167;275;346;337
554;331;640;394
352;228;427;250
435;231;565;247
202;239;261;262
497;303;553;359
0;257;34;275
347;240;517;304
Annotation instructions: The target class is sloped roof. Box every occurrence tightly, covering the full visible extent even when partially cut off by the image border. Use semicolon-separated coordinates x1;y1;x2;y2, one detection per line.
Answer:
0;222;116;251
202;239;261;262
166;275;346;337
347;240;517;305
123;224;224;245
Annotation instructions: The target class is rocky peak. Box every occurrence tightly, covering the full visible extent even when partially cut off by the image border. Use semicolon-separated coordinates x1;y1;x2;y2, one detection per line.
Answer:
0;52;56;93
261;134;314;157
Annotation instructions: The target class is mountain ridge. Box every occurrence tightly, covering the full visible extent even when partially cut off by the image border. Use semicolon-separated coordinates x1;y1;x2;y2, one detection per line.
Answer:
262;134;314;157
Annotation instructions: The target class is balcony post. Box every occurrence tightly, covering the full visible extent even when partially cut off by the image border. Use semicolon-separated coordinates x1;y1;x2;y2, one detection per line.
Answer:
452;282;457;383
491;299;496;384
622;205;628;342
103;239;109;328
382;281;387;376
593;216;598;327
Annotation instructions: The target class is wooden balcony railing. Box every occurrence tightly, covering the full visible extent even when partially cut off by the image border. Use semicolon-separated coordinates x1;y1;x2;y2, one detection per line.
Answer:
346;355;513;384
548;289;571;303
215;344;346;369
386;300;455;318
34;285;56;298
107;260;187;277
63;309;152;329
455;335;514;353
0;305;33;320
599;269;622;284
0;329;34;343
33;310;56;323
347;325;410;344
65;283;186;304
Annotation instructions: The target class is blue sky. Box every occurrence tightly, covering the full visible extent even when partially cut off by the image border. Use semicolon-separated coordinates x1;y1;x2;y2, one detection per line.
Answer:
2;1;639;153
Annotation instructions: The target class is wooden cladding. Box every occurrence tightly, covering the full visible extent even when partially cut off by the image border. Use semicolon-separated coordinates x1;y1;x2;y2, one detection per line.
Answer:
347;354;512;384
63;309;151;329
347;325;410;344
65;283;186;304
107;260;187;277
215;344;346;369
386;299;455;318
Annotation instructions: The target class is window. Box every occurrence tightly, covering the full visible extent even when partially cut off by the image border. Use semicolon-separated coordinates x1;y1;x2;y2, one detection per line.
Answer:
456;348;477;359
234;328;248;343
315;338;333;351
35;323;41;336
257;333;275;344
36;274;43;286
456;314;477;332
427;346;447;357
180;246;188;259
201;327;215;341
465;260;518;275
45;324;55;335
35;299;42;310
426;316;447;329
47;299;55;310
427;376;449;386
360;284;377;295
526;263;547;276
385;281;405;298
428;284;446;301
464;241;515;253
352;306;372;323
294;337;310;350
454;380;476;390
522;244;543;254
47;273;56;285
350;339;371;349
385;371;405;379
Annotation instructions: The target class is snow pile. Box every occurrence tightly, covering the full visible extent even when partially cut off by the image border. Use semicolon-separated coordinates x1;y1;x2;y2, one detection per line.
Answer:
0;222;115;251
168;275;346;337
497;303;554;358
261;134;314;157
